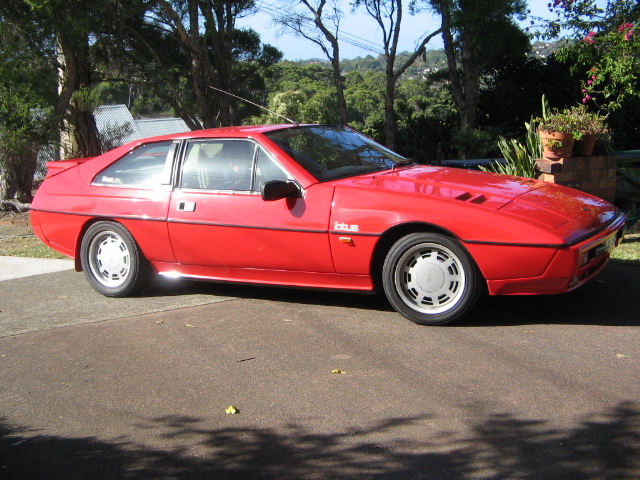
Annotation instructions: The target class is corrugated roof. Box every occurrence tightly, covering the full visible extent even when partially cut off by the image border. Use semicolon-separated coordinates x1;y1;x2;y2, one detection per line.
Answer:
93;105;191;147
135;118;192;139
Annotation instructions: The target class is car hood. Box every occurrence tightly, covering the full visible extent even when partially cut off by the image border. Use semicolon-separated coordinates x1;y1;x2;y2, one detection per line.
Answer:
347;166;620;241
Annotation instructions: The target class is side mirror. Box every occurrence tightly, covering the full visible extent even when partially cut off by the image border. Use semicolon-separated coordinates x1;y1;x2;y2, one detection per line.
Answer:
261;180;301;201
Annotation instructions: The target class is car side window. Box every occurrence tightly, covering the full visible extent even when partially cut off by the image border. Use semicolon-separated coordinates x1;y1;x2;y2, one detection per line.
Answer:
180;140;256;191
254;147;290;188
93;141;174;187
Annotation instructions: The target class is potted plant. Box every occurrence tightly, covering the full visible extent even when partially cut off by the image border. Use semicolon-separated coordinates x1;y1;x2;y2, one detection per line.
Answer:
537;108;577;160
566;105;608;156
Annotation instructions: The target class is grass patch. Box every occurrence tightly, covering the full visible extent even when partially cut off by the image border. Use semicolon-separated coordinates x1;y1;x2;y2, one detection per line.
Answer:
0;235;68;259
610;232;640;266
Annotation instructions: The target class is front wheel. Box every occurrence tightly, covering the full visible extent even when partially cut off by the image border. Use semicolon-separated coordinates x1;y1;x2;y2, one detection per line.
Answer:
382;233;482;326
80;221;152;297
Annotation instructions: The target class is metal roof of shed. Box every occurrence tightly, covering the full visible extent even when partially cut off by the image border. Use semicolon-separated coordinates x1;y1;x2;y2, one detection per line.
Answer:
94;105;191;147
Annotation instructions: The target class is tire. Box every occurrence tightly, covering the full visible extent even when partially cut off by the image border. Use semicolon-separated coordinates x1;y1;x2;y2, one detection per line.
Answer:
382;233;482;326
80;221;152;297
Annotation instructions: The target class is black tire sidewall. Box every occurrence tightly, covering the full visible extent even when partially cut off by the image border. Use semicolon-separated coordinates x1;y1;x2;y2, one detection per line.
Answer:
80;221;151;297
382;233;481;325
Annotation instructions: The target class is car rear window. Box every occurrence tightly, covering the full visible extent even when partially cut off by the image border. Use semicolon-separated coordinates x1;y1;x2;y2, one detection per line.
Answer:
93;141;174;187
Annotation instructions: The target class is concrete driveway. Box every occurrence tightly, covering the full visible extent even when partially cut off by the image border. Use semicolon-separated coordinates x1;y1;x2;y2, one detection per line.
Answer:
1;263;639;479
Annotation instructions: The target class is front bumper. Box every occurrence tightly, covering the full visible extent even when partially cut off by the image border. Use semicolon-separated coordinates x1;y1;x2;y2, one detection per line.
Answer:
487;212;627;295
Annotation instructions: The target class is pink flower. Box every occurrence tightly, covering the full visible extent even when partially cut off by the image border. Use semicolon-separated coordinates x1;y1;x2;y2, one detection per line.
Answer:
582;95;592;103
584;31;596;44
619;23;634;39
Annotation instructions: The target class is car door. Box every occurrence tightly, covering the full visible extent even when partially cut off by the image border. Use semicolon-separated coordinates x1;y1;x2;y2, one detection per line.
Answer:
167;138;335;273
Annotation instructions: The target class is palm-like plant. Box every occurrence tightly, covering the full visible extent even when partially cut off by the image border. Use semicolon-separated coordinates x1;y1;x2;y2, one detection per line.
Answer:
481;118;541;178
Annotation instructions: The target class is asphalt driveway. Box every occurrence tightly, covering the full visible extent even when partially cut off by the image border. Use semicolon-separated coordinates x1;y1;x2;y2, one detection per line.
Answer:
1;263;639;479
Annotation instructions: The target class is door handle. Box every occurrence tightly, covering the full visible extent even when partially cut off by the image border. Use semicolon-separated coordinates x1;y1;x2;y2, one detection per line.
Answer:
177;201;196;212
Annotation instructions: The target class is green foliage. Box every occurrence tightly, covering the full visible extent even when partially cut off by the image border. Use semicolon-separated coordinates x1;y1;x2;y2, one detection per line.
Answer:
547;0;640;111
481;118;541;178
0;10;56;199
566;105;608;134
538;104;608;138
451;127;496;159
578;24;639;111
538;108;579;134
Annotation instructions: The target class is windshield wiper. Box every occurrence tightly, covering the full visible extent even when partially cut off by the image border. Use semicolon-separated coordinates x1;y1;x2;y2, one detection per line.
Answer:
392;159;415;170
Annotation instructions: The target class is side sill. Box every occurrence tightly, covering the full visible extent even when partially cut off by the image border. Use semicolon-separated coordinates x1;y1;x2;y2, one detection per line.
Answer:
153;262;374;292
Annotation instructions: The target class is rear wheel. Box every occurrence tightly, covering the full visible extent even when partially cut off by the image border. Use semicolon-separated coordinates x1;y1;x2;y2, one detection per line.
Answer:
382;233;482;325
80;221;152;297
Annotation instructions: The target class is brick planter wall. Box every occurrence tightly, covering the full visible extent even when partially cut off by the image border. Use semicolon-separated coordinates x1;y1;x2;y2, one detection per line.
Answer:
535;155;617;202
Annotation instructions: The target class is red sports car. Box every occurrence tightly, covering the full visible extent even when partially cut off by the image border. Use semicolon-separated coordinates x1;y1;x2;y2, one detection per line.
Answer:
31;125;626;325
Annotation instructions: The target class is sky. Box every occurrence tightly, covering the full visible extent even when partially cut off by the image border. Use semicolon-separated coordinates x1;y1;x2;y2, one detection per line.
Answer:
236;0;570;61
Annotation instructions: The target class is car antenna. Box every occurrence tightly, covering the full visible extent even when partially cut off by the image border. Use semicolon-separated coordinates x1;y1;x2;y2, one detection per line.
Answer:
209;86;299;125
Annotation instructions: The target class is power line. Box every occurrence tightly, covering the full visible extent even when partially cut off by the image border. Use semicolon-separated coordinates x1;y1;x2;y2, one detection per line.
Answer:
254;0;385;56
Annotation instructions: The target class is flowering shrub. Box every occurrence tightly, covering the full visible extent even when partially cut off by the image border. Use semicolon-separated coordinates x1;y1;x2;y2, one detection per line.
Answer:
579;20;639;110
546;0;640;111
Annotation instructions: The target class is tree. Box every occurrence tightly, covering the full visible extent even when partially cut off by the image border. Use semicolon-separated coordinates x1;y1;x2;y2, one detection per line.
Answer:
275;0;349;124
0;9;56;203
0;92;53;204
252;63;341;124
127;0;282;128
427;0;528;157
355;0;441;149
20;0;110;158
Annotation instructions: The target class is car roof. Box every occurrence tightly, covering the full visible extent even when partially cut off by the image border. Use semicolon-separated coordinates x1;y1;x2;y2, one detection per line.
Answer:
139;124;325;144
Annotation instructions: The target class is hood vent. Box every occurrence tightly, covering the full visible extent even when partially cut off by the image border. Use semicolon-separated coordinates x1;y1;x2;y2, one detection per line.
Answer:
456;192;488;204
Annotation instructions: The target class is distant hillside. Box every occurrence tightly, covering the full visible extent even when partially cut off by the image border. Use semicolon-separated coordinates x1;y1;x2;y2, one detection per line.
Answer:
294;49;446;79
291;41;564;78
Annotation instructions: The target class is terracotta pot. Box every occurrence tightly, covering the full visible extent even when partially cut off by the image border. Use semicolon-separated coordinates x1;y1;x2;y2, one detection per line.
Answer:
539;130;574;160
574;133;597;156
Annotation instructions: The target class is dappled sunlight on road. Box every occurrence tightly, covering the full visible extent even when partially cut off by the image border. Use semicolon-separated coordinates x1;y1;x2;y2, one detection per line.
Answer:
2;402;639;479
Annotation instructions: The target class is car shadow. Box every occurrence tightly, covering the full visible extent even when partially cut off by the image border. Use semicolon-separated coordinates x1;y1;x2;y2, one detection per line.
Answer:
142;264;639;328
145;275;395;312
462;263;640;327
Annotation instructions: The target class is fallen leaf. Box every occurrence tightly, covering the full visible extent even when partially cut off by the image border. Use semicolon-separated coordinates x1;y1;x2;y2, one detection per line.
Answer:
225;405;239;414
156;320;164;324
185;323;195;328
331;369;347;374
615;353;629;358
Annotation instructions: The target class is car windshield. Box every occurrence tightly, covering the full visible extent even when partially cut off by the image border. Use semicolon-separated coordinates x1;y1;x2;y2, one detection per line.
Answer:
264;125;408;181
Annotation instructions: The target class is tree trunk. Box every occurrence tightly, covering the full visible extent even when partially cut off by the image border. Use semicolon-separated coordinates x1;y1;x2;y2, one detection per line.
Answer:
330;55;348;126
384;69;397;150
62;97;102;158
56;36;102;158
0;146;38;203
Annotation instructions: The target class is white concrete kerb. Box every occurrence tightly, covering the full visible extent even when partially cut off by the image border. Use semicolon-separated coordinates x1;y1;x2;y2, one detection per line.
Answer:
0;257;74;282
